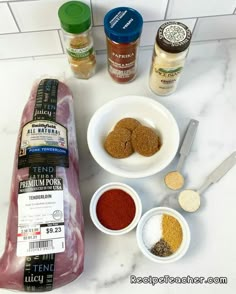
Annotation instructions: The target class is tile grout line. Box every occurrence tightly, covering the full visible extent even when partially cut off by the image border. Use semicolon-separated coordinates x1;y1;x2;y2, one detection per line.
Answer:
7;2;21;32
1;38;236;61
89;0;95;27
0;53;65;61
57;30;65;54
164;12;236;22
167;12;236;20
0;29;60;35
164;0;171;20
2;0;39;3
191;18;199;36
0;12;235;36
184;36;236;43
91;12;236;27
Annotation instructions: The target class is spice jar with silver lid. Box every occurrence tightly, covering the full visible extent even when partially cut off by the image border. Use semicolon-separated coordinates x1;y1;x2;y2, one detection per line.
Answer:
149;22;192;96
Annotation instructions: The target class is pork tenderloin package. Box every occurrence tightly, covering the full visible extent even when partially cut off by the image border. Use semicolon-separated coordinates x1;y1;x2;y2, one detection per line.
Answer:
0;79;84;291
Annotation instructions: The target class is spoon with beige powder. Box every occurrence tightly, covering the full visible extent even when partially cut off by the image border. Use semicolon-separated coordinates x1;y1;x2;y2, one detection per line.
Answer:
164;119;199;190
178;151;236;212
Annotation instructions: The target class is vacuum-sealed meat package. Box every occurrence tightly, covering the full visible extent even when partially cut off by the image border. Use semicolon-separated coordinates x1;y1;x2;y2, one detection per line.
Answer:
0;79;84;291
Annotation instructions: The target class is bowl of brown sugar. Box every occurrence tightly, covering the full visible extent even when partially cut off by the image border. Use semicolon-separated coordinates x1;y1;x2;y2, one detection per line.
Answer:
87;96;179;178
136;207;190;263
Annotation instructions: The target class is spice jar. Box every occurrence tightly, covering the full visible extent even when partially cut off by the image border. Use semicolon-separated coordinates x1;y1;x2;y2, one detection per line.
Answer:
58;1;96;79
149;22;192;96
104;7;143;83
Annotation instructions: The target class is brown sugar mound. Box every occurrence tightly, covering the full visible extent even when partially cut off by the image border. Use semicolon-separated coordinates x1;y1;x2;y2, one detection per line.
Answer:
131;125;160;156
104;128;134;158
114;118;141;132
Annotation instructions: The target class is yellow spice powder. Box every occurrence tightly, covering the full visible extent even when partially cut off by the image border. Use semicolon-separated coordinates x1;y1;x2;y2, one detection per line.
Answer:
162;214;183;252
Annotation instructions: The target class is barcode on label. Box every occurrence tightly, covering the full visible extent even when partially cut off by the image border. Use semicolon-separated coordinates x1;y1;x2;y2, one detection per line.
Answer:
29;240;53;250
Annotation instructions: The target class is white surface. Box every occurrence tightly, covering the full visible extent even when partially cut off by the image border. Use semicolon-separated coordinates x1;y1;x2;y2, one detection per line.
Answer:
87;96;179;178
89;182;142;235
0;31;63;59
0;3;18;34
0;40;236;293
167;0;236;19
91;0;169;25
136;207;191;263
193;15;236;41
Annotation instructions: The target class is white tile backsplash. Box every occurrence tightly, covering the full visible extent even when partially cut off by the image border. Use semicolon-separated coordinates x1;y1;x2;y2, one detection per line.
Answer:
167;0;236;19
10;0;65;31
91;0;169;25
10;0;90;32
193;15;236;41
93;26;106;51
0;3;18;33
0;0;236;59
0;31;63;59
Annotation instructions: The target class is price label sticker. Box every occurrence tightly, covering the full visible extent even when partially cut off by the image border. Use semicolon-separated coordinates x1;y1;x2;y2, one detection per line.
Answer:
40;224;65;240
17;186;65;257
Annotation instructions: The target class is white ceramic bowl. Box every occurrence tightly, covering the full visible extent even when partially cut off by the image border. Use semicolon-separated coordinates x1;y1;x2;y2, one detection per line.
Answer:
90;182;142;235
87;95;179;178
136;207;190;263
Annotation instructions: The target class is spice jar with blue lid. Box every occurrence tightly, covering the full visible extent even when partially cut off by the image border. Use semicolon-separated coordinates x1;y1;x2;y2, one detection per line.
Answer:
104;7;143;83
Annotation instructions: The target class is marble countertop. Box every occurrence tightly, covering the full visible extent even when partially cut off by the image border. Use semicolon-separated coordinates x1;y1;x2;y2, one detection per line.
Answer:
0;40;236;294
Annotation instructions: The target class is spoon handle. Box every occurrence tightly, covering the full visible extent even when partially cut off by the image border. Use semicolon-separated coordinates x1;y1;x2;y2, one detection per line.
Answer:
198;151;236;194
177;119;199;171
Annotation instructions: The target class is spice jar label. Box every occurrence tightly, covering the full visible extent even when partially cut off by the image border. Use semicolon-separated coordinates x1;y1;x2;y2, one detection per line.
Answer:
107;42;138;82
67;44;94;59
150;65;183;93
157;67;183;75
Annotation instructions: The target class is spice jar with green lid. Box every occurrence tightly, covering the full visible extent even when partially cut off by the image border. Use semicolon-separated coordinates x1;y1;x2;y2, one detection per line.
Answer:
58;1;96;79
149;22;192;96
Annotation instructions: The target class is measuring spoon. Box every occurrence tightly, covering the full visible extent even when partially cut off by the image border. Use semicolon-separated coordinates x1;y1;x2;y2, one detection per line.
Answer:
164;119;199;190
178;151;236;212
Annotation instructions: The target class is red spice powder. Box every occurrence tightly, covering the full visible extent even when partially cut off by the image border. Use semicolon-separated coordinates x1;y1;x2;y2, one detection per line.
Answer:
106;38;138;83
96;189;136;230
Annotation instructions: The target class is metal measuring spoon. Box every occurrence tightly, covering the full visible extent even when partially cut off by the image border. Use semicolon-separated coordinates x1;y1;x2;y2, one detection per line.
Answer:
164;119;199;190
178;151;236;212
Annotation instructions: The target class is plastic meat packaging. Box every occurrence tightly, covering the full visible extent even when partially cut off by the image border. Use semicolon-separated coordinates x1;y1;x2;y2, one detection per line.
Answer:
0;79;84;291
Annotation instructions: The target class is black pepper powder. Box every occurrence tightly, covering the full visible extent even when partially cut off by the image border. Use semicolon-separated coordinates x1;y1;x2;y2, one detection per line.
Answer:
151;238;173;257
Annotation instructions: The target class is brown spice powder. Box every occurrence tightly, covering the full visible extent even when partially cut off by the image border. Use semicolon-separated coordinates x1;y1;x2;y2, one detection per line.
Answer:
162;214;183;252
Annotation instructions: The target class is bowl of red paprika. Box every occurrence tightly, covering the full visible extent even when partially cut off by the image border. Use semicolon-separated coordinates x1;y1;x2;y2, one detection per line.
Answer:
90;182;142;235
